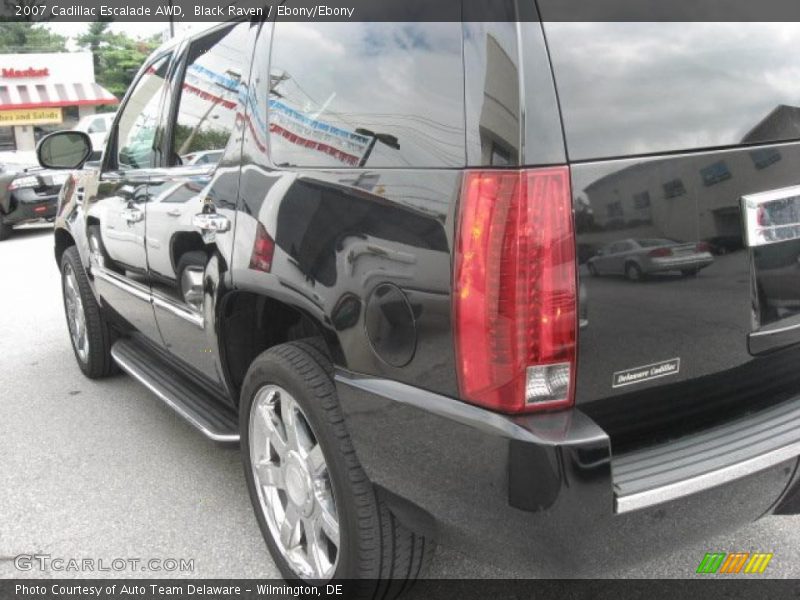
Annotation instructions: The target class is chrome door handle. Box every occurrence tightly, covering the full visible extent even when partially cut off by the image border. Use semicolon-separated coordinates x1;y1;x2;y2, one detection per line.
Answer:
193;212;230;233
166;208;182;217
121;207;143;224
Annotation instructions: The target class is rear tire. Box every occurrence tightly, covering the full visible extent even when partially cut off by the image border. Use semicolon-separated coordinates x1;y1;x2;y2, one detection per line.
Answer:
0;214;12;241
240;341;433;595
625;262;643;282
682;268;699;277
60;246;117;378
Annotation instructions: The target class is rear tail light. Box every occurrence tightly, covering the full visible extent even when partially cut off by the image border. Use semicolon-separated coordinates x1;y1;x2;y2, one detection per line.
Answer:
453;167;577;414
695;241;712;253
648;247;673;257
8;175;39;191
249;222;275;273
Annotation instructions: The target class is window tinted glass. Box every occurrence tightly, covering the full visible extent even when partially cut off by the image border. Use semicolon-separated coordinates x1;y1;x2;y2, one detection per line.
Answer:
545;23;800;159
117;54;171;169
269;23;465;168
170;23;250;166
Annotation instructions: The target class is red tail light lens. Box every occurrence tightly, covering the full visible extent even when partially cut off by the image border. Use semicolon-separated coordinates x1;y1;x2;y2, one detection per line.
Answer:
453;167;577;414
648;247;673;257
695;242;712;253
249;222;275;273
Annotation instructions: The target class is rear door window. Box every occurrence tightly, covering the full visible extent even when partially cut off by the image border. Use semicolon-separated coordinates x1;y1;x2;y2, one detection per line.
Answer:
268;22;465;168
168;23;250;167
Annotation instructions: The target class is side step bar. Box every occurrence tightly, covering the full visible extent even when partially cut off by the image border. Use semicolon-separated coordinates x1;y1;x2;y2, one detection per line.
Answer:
111;338;239;443
613;395;800;513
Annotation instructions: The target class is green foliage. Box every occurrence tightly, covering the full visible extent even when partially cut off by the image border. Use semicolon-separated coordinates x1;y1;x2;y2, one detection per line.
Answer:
76;25;161;99
172;123;231;156
0;23;67;53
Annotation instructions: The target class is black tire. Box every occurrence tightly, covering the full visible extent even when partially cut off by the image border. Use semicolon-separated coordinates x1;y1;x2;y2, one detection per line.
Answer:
625;262;643;282
60;246;117;378
0;214;12;241
175;249;207;277
240;341;433;595
682;268;699;277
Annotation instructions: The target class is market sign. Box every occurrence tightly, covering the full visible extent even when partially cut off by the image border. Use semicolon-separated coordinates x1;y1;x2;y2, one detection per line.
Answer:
2;67;49;78
0;107;62;126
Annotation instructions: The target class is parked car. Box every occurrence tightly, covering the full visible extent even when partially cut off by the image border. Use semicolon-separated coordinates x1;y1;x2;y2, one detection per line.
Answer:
36;19;800;590
73;112;116;154
0;165;69;241
587;238;715;280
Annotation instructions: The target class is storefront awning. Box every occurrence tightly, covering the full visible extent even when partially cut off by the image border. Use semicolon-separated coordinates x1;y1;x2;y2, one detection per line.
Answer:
0;82;118;110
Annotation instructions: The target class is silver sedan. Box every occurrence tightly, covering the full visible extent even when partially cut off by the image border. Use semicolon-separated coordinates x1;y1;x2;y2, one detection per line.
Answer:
587;238;714;281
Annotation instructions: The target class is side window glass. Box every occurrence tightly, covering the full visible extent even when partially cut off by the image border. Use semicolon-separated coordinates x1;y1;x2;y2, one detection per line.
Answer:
117;54;171;170
170;23;249;167
269;22;465;168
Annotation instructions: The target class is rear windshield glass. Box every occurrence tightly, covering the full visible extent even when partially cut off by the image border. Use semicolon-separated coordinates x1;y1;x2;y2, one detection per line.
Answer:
544;23;800;160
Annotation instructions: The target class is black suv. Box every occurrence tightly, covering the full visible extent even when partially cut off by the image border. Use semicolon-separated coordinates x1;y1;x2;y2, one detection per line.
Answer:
38;18;800;587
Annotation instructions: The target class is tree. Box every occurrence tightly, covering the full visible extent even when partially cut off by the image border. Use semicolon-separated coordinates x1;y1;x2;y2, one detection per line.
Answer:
0;23;67;53
77;27;160;101
76;21;111;76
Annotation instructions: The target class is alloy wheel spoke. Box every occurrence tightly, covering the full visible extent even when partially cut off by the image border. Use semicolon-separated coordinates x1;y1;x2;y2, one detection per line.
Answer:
306;444;326;478
281;395;301;452
316;503;340;547
255;460;284;489
280;502;300;549
303;516;327;578
261;404;288;459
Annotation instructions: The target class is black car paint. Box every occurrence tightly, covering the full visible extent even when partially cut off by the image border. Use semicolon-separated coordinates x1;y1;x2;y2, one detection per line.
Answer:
50;17;800;574
0;167;62;228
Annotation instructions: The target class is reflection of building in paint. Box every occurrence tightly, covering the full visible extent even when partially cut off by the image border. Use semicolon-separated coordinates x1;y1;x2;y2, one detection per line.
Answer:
580;105;800;246
478;35;519;166
742;105;800;144
268;98;372;166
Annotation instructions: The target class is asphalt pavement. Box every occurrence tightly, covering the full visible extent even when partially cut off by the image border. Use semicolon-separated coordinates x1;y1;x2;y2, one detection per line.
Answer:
1;225;799;581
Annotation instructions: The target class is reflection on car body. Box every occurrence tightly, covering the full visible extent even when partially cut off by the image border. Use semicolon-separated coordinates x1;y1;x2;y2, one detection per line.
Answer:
587;238;714;281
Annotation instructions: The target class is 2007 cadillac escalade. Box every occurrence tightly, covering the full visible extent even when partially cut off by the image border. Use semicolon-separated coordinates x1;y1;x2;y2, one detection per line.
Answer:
37;12;800;592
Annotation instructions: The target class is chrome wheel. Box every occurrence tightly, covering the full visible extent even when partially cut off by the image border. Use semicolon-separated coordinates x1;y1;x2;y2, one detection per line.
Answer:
249;385;340;579
63;263;89;363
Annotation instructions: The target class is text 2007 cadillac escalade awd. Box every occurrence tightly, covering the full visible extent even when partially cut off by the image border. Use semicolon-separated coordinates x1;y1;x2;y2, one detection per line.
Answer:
36;13;800;591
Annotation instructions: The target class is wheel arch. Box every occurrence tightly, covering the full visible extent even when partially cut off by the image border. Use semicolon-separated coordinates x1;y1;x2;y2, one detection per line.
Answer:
217;290;344;405
54;227;76;266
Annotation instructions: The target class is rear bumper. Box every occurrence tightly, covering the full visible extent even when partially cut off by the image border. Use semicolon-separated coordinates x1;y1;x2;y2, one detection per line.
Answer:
4;189;58;224
644;254;714;273
336;371;800;575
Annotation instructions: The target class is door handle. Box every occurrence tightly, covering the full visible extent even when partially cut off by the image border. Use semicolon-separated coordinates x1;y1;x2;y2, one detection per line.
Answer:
166;208;182;217
193;212;230;233
121;207;144;224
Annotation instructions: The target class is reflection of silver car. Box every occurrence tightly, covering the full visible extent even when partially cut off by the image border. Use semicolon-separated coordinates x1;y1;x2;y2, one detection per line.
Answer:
587;238;714;281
